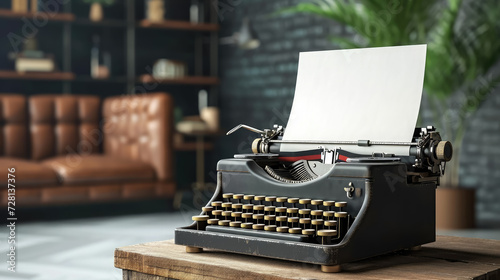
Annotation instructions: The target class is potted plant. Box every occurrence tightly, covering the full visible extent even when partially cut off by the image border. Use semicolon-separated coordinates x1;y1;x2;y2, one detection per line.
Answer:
283;0;500;229
83;0;115;22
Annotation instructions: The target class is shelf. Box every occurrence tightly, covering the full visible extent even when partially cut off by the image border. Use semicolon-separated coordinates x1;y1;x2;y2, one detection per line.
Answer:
0;70;75;81
138;19;219;32
0;9;75;22
174;142;214;151
139;75;219;85
73;18;126;28
74;76;128;83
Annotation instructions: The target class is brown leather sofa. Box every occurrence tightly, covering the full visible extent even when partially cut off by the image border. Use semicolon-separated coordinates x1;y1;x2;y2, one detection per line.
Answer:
0;92;175;206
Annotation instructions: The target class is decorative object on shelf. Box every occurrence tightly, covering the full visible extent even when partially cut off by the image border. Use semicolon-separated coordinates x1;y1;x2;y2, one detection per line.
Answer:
30;0;37;12
83;0;115;22
152;59;186;79
11;0;28;13
8;37;55;72
197;89;219;132
90;35;111;79
220;17;260;50
176;116;208;134
190;0;204;23
146;0;164;23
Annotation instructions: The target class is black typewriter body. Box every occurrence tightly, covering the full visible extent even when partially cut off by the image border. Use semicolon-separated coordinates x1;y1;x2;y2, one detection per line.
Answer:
175;156;437;271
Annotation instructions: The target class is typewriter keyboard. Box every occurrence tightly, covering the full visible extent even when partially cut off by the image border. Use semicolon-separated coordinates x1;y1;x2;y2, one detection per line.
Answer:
191;193;353;244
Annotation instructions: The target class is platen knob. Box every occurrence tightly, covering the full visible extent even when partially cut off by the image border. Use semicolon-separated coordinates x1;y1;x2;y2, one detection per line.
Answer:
436;141;453;161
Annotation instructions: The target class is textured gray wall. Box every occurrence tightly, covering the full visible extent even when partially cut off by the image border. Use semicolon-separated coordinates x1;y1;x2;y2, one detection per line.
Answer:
215;0;500;224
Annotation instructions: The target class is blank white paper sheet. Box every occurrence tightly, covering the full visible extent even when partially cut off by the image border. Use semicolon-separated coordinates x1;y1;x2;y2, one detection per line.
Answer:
281;45;427;156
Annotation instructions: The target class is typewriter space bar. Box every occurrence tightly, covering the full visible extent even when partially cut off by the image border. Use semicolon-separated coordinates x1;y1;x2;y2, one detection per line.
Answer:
206;226;307;242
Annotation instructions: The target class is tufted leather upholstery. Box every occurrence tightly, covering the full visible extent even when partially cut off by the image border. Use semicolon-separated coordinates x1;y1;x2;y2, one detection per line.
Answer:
29;95;101;160
102;93;174;181
0;94;28;158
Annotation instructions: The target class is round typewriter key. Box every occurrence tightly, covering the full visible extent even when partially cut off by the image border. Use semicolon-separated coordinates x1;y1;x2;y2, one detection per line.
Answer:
311;210;323;219
299;209;311;217
323;201;335;207
324;220;337;228
230;221;242;227
218;220;230;226
276;216;287;222
211;201;222;208
202;206;213;213
276;226;289;233
243;194;254;201
252;224;265;230
276;197;288;202
300;218;311;229
253;205;264;213
265;196;277;203
299;198;311;206
277;197;287;207
324;201;335;211
221;202;232;210
318;229;337;245
207;219;219;225
287;198;299;207
312;219;324;231
276;207;287;214
254;195;265;204
264;206;276;214
231;203;243;210
212;210;222;220
323;211;335;219
241;222;253;229
335;202;347;210
311;199;323;207
243;204;254;212
192;216;209;230
299;217;311;224
231;212;242;221
242;212;253;220
287;208;299;216
289;227;302;234
335;212;348;218
264;215;276;225
302;229;315;236
192;215;209;222
222;211;232;217
233;194;244;200
264;225;277;231
253;214;264;224
276;216;287;227
222;193;234;200
288;217;299;228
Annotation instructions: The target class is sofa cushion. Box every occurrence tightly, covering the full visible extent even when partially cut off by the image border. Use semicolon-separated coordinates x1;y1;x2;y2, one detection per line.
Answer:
0;158;59;187
42;155;156;185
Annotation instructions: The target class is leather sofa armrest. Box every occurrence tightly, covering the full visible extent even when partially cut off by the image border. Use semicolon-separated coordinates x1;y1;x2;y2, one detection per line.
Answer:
102;93;174;181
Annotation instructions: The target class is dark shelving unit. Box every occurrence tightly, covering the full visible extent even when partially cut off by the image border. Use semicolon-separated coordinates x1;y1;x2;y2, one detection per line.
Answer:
0;0;219;105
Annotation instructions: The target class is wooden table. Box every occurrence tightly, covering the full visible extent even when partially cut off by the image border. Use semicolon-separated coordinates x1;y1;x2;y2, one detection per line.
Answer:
115;236;500;280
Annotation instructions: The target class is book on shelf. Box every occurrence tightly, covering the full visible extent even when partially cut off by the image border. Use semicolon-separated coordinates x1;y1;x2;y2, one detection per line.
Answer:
15;57;55;72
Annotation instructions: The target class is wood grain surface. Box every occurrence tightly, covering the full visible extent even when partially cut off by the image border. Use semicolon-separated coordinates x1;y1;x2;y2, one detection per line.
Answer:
115;236;500;280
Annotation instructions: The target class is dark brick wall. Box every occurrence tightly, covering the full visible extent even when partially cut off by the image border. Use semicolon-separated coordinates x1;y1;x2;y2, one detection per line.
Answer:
215;0;500;223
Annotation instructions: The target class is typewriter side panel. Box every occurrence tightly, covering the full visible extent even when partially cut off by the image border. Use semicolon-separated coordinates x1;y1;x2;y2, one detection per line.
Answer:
335;164;436;264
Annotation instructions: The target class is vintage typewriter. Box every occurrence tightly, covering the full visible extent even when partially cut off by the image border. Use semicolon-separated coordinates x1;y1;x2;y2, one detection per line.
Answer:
175;46;453;272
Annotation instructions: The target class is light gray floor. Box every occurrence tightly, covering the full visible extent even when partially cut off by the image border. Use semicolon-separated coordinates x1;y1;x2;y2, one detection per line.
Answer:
1;211;499;280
